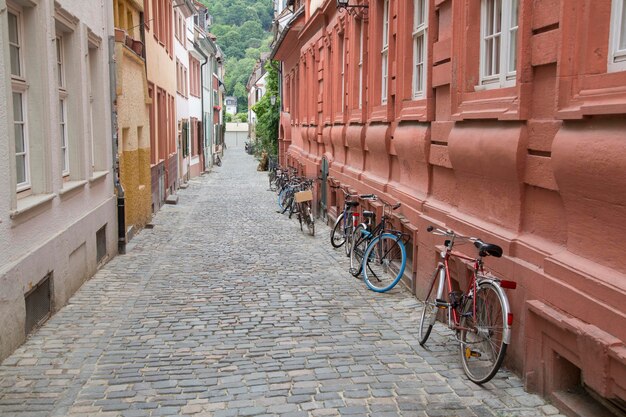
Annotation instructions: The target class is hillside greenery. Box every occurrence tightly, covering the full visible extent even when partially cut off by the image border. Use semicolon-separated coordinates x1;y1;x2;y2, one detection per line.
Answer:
199;0;274;112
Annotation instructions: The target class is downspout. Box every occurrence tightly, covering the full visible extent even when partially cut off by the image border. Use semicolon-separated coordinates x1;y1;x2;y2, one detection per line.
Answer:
109;31;125;254
194;42;209;171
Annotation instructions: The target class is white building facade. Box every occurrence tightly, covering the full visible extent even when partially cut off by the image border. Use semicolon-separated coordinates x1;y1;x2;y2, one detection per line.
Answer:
0;0;117;360
173;0;197;182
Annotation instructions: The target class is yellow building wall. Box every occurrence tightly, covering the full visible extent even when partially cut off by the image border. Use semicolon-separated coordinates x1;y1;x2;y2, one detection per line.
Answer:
116;43;152;231
114;0;143;39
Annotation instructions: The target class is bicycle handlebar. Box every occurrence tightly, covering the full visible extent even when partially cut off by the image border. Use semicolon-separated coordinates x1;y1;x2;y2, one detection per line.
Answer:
426;225;478;243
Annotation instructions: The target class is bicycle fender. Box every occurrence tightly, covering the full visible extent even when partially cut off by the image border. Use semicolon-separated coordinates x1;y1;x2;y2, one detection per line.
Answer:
476;278;512;345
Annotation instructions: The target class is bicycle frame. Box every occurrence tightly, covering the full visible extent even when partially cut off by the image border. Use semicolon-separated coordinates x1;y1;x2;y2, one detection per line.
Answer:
434;247;513;345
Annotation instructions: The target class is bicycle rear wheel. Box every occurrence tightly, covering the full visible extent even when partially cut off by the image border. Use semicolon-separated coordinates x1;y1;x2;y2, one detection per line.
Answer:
330;211;346;248
362;234;407;292
418;266;441;346
459;282;508;384
349;225;368;277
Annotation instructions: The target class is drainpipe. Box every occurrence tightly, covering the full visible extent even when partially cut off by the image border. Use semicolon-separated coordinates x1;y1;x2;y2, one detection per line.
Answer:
109;35;125;255
194;42;209;171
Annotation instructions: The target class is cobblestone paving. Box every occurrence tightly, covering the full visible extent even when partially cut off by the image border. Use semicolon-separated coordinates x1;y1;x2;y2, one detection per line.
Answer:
0;148;564;417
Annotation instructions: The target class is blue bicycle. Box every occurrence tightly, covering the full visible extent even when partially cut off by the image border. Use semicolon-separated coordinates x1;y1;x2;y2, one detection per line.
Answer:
349;196;409;292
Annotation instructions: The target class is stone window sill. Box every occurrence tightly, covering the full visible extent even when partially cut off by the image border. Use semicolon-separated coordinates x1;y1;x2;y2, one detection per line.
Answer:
59;180;88;198
10;193;56;219
89;170;109;185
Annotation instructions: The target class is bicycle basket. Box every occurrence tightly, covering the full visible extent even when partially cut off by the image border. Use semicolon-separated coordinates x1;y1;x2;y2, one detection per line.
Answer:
294;190;313;203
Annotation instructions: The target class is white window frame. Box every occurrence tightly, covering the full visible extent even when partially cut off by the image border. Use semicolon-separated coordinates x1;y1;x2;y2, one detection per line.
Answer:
9;6;30;192
609;0;626;72
59;98;69;176
381;0;390;104
412;0;428;99
8;8;24;79
14;90;30;192
57;36;70;176
479;0;518;89
358;22;364;109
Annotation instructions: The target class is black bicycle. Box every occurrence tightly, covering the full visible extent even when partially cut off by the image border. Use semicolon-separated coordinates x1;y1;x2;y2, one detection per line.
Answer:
329;183;374;256
348;197;410;292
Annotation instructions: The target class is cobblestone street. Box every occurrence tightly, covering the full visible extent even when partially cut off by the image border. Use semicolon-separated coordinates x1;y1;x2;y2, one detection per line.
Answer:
0;147;563;417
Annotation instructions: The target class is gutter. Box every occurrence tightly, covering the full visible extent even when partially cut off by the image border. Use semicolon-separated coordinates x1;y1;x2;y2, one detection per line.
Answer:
194;41;210;171
108;33;125;254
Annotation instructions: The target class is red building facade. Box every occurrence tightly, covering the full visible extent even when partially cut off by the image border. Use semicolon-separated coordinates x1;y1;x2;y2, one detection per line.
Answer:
273;0;626;412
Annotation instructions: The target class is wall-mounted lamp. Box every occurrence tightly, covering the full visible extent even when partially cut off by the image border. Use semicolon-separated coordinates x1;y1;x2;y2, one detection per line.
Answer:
270;95;277;105
336;0;368;11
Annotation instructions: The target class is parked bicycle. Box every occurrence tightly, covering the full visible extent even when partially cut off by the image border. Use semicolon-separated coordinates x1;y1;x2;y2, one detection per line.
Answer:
294;187;315;236
329;184;374;256
418;225;517;384
348;196;409;292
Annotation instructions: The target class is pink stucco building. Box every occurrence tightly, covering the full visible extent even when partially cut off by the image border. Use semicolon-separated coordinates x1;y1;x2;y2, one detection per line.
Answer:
272;0;626;413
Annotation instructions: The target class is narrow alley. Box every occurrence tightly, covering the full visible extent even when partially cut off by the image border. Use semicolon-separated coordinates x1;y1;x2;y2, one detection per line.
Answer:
0;147;561;417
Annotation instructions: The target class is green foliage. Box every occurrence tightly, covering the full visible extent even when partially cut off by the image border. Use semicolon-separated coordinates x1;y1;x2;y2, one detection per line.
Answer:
251;61;280;156
224;113;233;123
198;0;274;113
234;112;248;123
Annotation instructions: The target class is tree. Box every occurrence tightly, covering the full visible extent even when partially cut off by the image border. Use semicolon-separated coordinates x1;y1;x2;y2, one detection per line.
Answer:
251;60;280;156
198;0;273;113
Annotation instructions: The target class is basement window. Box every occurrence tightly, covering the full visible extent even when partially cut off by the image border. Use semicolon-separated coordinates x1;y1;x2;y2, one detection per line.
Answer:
25;273;52;335
96;224;107;264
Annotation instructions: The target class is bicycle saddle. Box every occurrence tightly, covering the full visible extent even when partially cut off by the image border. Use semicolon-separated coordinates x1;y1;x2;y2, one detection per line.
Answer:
474;240;503;258
362;210;375;218
346;201;359;207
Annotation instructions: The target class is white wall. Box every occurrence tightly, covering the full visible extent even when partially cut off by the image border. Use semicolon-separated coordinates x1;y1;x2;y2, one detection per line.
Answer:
0;0;117;361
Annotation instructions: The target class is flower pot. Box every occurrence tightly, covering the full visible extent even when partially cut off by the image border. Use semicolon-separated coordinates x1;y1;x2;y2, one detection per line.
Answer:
125;34;134;48
132;40;143;56
114;28;126;43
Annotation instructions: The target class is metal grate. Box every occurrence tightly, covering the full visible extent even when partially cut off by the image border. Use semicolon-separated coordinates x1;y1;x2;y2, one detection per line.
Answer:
24;274;52;335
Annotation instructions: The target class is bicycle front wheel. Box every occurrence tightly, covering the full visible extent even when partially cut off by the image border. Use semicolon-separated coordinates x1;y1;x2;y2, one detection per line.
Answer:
362;234;407;292
349;225;368;277
419;267;441;346
459;282;508;384
330;212;346;248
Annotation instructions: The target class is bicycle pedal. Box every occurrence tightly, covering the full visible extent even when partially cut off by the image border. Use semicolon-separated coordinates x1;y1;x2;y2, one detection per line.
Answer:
464;347;481;359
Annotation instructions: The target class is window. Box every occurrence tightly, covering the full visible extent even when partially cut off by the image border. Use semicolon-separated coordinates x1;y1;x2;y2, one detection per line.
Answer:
609;0;626;72
144;0;150;29
381;0;390;104
8;10;22;78
189;57;201;97
480;0;518;88
412;0;428;99
9;8;29;191
59;99;69;176
14;92;29;189
57;36;69;176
